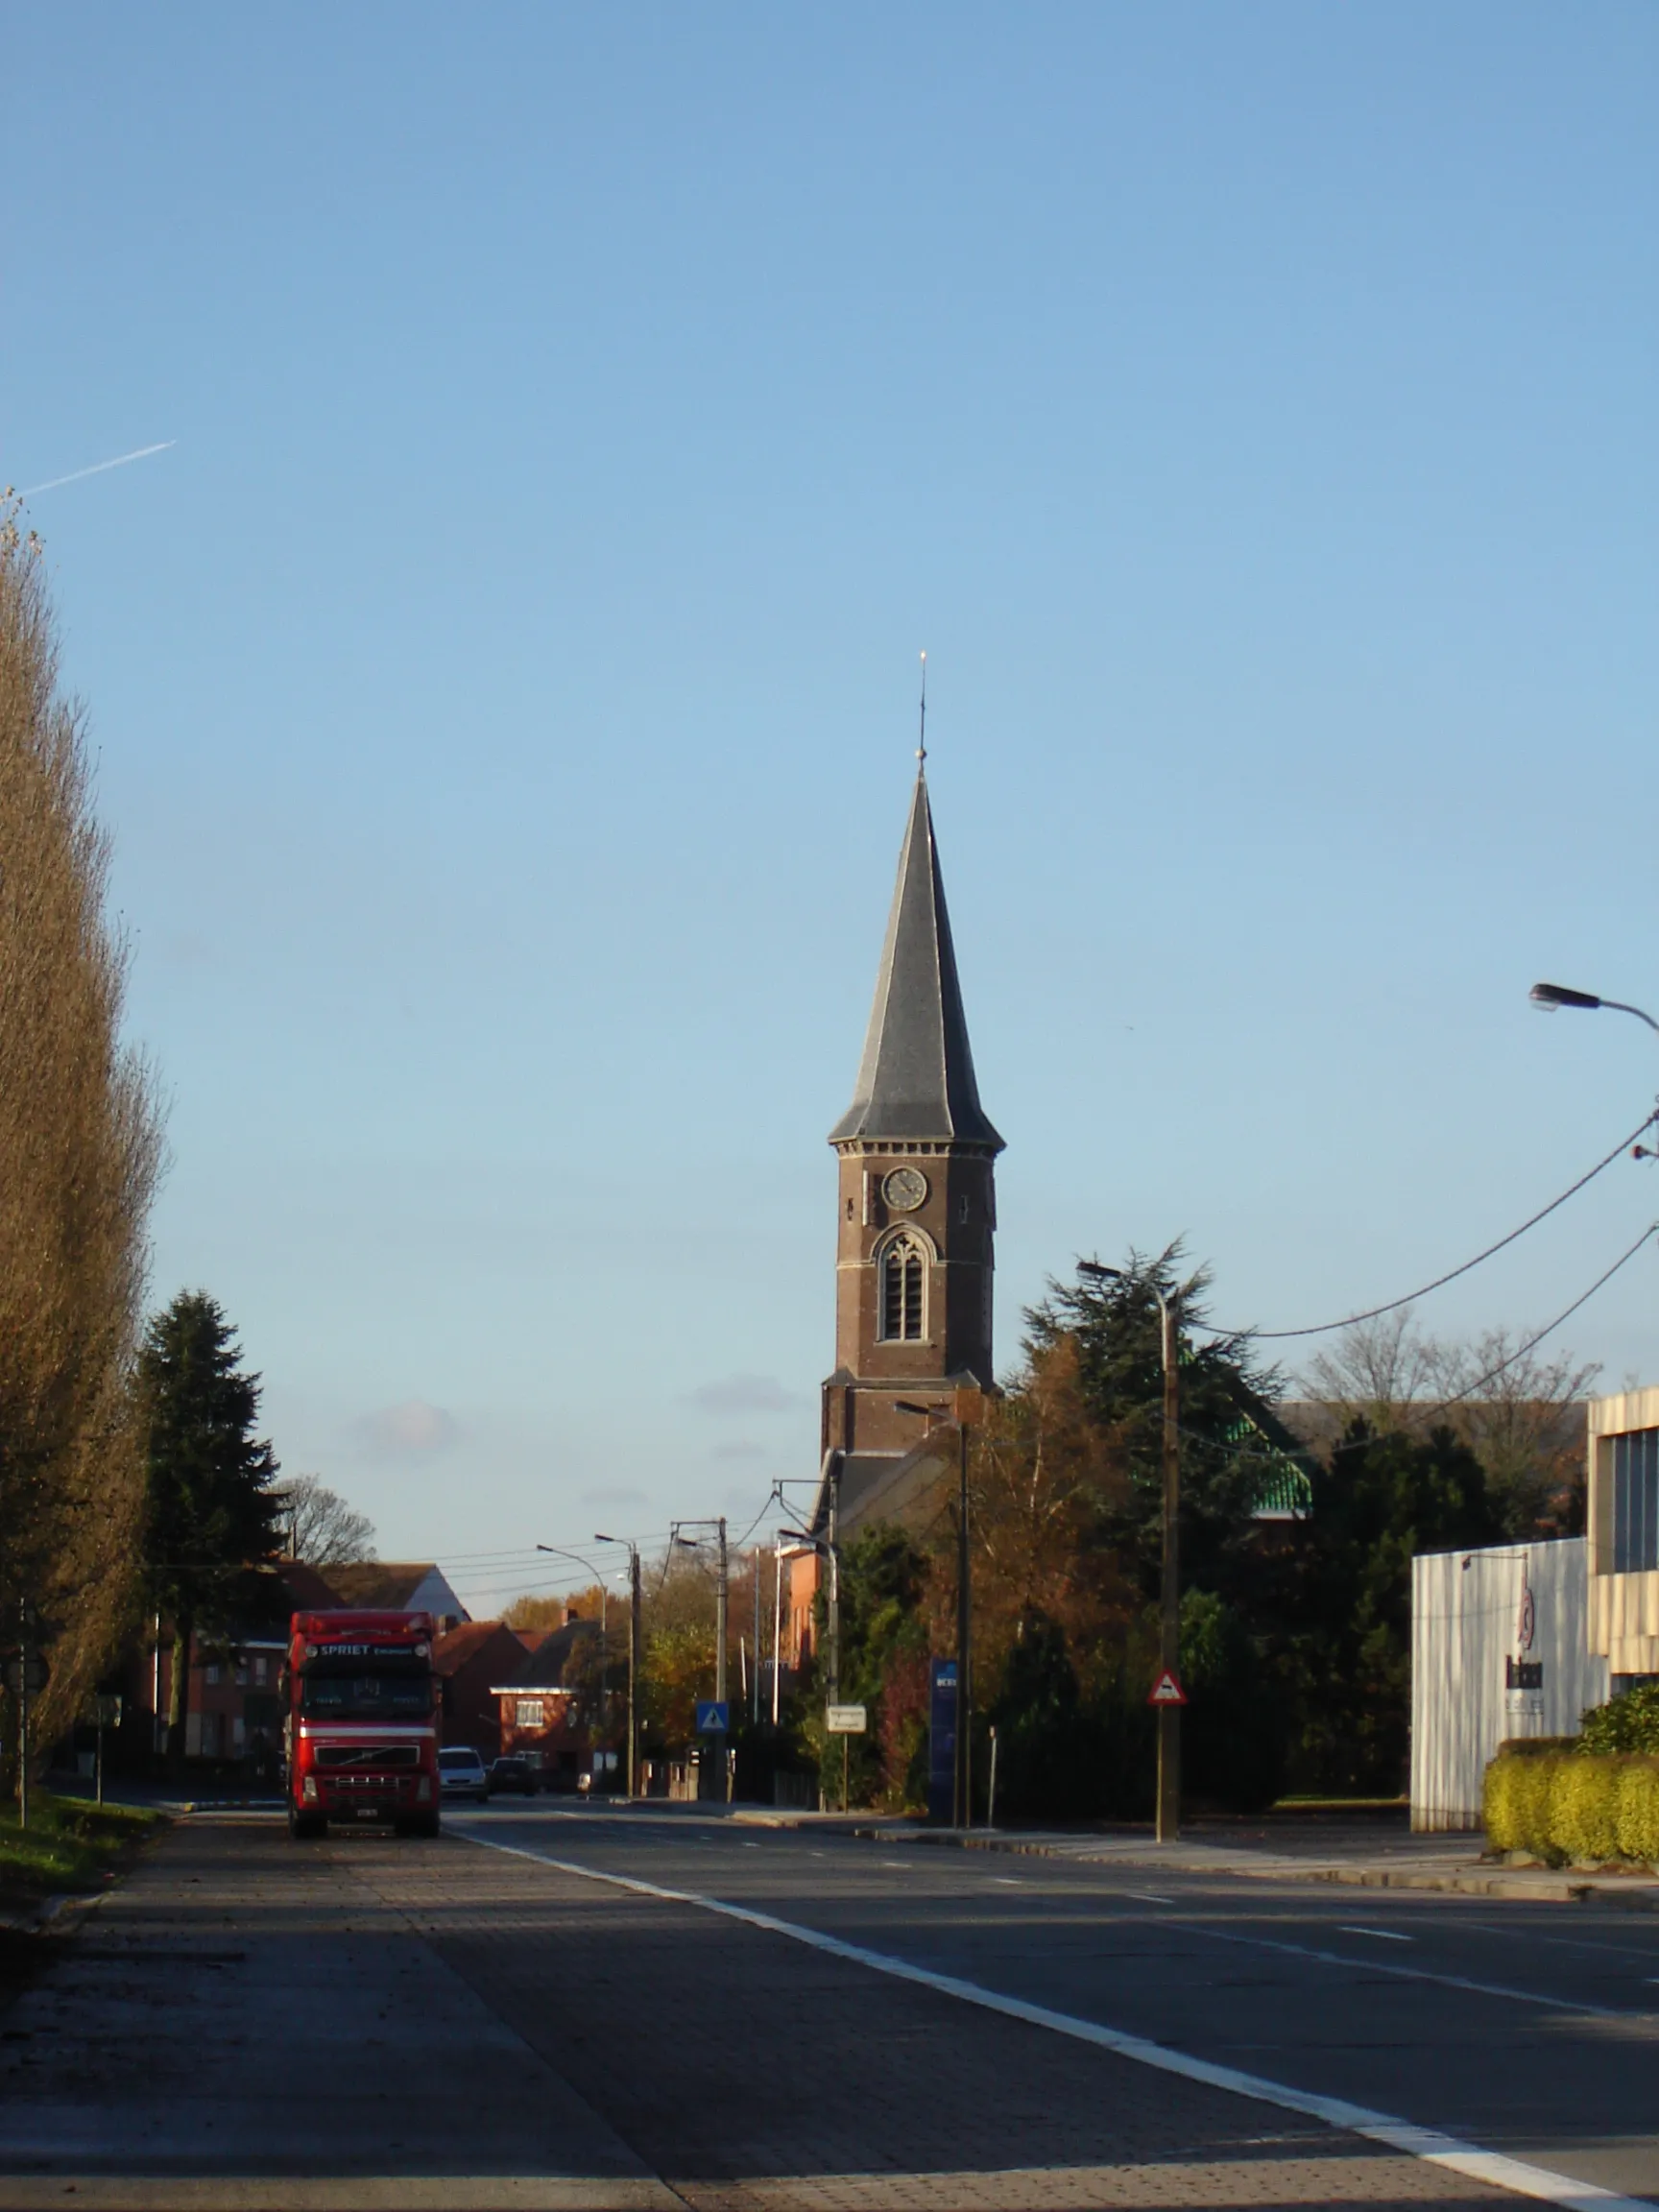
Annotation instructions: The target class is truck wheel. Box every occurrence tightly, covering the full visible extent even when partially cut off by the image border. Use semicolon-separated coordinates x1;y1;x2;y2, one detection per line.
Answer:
288;1810;326;1840
397;1812;441;1839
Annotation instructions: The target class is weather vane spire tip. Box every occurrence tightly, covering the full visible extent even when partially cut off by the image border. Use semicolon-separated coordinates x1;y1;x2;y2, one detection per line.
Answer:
917;650;927;766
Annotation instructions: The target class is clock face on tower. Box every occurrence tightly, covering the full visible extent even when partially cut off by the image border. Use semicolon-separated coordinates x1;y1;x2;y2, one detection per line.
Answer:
881;1166;928;1214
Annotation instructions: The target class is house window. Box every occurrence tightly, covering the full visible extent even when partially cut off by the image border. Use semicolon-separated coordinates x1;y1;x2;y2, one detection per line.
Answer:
516;1697;545;1728
879;1233;926;1342
204;1663;220;1687
253;1655;268;1687
1613;1428;1659;1574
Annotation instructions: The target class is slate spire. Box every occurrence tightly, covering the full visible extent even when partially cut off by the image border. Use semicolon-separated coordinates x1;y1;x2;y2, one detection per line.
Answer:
829;771;1003;1150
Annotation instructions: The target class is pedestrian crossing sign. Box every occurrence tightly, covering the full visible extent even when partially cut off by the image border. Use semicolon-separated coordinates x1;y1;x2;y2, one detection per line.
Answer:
695;1700;730;1733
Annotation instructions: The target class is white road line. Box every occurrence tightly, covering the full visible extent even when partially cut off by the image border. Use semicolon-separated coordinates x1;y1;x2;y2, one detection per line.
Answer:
454;1829;1654;2212
1126;1891;1176;1904
1188;1923;1640;2020
1339;1926;1414;1943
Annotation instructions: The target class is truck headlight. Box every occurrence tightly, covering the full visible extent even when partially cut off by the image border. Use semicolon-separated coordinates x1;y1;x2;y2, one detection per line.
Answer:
301;1775;318;1803
416;1776;432;1803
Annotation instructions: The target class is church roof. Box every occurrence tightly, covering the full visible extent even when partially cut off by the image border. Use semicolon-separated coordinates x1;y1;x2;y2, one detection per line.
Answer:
829;772;1003;1150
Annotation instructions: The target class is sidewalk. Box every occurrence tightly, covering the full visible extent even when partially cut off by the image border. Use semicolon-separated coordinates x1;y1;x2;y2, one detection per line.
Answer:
873;1819;1659;1908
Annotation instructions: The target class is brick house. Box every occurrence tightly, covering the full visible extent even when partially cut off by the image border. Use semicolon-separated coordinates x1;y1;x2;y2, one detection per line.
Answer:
492;1616;604;1790
434;1621;532;1760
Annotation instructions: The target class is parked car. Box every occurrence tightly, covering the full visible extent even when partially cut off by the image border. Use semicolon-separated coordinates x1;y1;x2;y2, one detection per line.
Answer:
437;1745;489;1803
488;1756;538;1797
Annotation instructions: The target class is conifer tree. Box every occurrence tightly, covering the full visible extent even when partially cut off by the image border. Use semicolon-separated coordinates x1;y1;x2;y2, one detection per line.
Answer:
140;1291;282;1771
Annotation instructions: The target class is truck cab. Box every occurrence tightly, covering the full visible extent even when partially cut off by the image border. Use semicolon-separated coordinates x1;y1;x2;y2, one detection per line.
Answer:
284;1609;441;1839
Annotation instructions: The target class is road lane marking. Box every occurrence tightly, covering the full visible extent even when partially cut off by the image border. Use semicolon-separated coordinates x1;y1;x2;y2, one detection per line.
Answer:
454;1828;1653;2212
1186;1924;1638;2020
1126;1891;1176;1904
1338;1926;1414;1943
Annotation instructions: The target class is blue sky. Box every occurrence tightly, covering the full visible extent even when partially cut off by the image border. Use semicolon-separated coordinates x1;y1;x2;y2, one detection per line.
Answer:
7;7;1656;1615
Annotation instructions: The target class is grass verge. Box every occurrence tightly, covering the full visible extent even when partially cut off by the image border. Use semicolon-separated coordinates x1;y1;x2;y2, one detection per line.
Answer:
0;1791;164;1907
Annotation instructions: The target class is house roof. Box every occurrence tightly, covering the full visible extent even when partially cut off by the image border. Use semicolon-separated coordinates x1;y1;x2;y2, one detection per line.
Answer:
828;772;1002;1151
318;1562;468;1617
432;1621;522;1677
493;1618;602;1693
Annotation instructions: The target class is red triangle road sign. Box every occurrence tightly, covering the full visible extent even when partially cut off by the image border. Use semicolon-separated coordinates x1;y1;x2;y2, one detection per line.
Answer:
1147;1670;1188;1707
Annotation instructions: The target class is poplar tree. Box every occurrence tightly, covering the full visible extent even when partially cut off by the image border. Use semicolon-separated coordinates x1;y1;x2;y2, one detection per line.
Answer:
0;496;163;1793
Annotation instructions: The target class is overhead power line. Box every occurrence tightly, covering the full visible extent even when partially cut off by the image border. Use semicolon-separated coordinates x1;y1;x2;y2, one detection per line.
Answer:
1194;1107;1656;1342
1396;1222;1656;1431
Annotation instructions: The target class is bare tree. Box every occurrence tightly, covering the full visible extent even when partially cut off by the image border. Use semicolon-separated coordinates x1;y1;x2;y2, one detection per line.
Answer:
1302;1310;1597;1537
0;495;165;1790
1304;1309;1441;1433
282;1475;377;1566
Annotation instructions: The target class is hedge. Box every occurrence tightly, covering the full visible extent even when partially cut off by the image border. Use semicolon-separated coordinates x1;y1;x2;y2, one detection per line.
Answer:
1484;1749;1659;1865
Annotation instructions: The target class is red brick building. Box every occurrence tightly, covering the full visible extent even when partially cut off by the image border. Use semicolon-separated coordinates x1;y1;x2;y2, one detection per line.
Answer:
434;1621;533;1760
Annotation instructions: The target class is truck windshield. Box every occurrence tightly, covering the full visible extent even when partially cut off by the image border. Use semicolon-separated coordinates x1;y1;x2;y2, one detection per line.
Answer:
301;1657;432;1719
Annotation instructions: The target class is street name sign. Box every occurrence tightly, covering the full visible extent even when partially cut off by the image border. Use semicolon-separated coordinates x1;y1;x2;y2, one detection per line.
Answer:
825;1704;867;1734
695;1700;730;1734
1147;1670;1188;1706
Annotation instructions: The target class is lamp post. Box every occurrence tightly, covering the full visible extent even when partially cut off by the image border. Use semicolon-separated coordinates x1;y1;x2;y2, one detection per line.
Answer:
1078;1260;1182;1845
895;1397;972;1829
1530;982;1659;1035
593;1534;640;1798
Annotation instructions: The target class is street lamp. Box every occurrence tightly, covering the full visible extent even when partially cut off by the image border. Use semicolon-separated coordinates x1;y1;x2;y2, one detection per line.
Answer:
1078;1260;1183;1845
1530;981;1659;1036
894;1397;973;1830
593;1534;642;1799
1530;981;1659;1030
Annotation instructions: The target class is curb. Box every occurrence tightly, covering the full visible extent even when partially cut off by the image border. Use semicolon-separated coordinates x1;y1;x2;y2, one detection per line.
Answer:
857;1825;1659;1909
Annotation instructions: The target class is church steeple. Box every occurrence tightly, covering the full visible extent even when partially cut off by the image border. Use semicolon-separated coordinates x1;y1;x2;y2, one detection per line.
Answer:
829;772;1004;1151
822;766;1002;1465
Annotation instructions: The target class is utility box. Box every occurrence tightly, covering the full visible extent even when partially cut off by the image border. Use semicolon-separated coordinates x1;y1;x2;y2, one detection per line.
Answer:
1410;1537;1607;1832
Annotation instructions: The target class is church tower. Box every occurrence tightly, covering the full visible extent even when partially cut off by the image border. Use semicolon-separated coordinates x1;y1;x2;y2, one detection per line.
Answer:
821;767;1003;1461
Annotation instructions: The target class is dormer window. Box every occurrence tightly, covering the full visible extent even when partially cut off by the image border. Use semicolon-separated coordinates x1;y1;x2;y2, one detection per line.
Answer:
879;1231;926;1342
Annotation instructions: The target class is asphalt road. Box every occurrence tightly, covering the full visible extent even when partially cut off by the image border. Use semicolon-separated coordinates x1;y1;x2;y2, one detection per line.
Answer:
448;1804;1659;2207
0;1805;1654;2211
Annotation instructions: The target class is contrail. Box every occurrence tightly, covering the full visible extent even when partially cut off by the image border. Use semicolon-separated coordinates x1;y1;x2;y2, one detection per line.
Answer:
17;441;176;497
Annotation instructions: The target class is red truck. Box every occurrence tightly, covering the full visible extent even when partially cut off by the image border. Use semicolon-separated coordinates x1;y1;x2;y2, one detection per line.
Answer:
284;1609;441;1839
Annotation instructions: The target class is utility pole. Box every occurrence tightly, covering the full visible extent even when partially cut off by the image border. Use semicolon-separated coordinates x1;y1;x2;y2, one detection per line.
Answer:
628;1544;641;1800
771;1539;784;1726
1158;1294;1181;1847
956;1419;972;1833
715;1517;729;1706
1078;1262;1182;1843
825;1463;841;1706
594;1534;641;1798
752;1546;761;1725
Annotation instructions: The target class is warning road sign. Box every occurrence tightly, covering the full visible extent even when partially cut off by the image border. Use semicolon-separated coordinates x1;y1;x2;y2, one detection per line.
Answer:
1146;1670;1187;1707
695;1700;730;1734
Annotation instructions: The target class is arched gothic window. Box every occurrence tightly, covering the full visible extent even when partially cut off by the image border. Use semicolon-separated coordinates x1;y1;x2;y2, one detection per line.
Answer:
879;1232;926;1342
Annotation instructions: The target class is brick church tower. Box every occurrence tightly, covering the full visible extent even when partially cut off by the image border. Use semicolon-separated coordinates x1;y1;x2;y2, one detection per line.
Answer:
820;766;1003;1467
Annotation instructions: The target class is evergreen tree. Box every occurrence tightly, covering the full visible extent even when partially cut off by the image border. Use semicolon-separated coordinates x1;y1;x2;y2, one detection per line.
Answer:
140;1291;282;1771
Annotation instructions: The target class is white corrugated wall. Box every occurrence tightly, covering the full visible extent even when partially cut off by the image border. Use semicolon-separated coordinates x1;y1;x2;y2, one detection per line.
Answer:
1409;1537;1608;1832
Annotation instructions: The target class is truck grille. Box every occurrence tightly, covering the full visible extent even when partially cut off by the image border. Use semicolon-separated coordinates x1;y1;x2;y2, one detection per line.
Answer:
314;1744;420;1769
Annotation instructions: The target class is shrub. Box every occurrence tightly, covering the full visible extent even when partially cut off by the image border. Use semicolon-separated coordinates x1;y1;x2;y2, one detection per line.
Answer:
1484;1749;1565;1858
1552;1756;1623;1863
1616;1762;1659;1866
1579;1683;1659;1755
1484;1748;1659;1864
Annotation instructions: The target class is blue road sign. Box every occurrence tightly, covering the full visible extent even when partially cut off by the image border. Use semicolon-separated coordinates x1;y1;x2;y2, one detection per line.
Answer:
695;1700;730;1734
927;1659;957;1824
